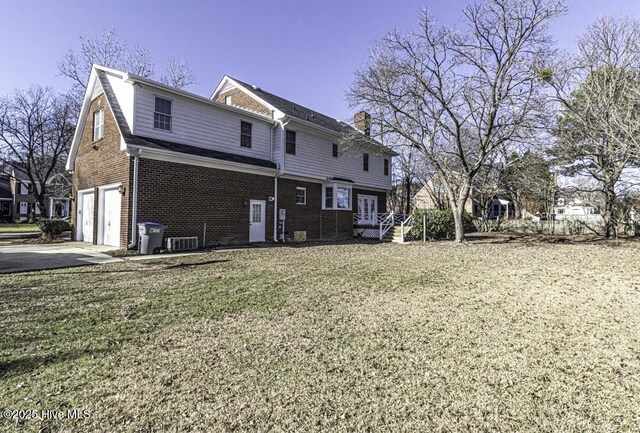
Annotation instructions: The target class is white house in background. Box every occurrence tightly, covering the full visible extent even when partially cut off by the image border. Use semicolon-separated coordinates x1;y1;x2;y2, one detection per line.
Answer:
554;197;604;223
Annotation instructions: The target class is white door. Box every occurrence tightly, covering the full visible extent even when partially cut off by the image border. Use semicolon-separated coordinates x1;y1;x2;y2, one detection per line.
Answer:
357;195;378;225
102;188;121;247
249;200;266;242
78;191;94;243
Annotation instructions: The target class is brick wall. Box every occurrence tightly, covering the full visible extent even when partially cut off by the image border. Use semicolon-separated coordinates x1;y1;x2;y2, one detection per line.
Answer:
71;93;133;247
215;88;272;117
136;158;276;246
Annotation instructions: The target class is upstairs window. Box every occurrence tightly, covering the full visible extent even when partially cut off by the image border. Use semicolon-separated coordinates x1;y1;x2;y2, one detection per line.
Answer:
225;95;232;105
363;153;369;171
154;96;172;131
240;121;252;148
332;143;338;157
93;109;104;141
296;187;306;205
286;130;296;155
20;183;29;195
384;158;389;176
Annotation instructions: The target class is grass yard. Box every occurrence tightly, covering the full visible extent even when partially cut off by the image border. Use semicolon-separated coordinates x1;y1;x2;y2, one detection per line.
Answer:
0;224;40;233
1;237;639;432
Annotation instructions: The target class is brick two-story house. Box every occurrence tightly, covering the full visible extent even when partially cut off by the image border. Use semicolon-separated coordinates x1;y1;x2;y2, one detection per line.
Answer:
66;65;396;248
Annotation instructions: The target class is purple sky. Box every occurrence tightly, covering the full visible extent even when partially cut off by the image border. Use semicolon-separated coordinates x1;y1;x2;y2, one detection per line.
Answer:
2;0;640;122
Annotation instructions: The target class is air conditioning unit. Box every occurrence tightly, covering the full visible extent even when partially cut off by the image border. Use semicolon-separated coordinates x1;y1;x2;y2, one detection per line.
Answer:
166;237;198;252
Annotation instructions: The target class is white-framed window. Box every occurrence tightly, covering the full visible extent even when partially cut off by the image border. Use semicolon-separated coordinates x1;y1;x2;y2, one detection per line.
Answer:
20;183;29;195
322;183;352;210
154;96;172;131
225;95;232;105
35;205;41;215
93;109;104;141
296;187;306;205
19;202;28;214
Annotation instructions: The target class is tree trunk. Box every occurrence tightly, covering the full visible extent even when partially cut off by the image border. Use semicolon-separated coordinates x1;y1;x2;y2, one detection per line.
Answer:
452;204;465;242
404;176;412;215
602;182;617;239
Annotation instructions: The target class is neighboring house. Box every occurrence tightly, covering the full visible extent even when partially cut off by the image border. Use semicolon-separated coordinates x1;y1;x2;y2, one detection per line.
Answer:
414;178;515;219
0;174;12;223
8;167;71;221
553;196;603;223
66;65;396;248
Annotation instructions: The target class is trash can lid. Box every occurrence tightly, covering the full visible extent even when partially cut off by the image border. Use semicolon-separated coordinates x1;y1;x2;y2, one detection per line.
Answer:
138;222;168;227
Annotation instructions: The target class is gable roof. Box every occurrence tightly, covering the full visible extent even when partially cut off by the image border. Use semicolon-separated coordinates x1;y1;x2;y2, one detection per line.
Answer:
213;76;397;156
227;76;353;135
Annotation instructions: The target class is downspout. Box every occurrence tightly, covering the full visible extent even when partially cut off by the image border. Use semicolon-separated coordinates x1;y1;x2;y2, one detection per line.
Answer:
127;149;141;249
271;121;279;242
273;116;291;242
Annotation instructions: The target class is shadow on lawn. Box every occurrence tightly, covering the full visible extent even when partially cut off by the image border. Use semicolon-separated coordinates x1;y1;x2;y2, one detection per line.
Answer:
54;259;231;274
467;232;637;246
0;348;112;379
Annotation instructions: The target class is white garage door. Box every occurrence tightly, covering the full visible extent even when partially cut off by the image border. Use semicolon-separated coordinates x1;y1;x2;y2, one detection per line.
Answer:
101;187;121;247
77;191;94;243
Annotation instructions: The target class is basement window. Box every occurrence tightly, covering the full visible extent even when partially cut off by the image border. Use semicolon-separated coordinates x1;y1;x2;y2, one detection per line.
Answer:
93;109;104;141
296;187;306;205
154;96;172;131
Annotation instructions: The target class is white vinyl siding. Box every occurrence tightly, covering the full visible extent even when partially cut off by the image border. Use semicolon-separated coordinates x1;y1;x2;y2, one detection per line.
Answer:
283;125;391;190
134;86;273;161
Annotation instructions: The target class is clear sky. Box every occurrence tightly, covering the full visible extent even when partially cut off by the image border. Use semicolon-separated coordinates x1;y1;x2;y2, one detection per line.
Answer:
2;0;640;122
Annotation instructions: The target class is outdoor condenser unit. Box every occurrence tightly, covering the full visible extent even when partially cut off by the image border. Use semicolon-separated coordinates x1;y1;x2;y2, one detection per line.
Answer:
166;237;199;252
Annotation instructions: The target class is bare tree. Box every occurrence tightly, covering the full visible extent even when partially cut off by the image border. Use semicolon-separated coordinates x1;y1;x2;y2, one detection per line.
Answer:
546;17;640;238
348;0;565;242
0;86;75;217
59;27;196;112
160;56;198;89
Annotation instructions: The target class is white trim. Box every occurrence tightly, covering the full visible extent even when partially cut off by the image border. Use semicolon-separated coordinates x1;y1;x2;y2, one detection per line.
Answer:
131;145;278;177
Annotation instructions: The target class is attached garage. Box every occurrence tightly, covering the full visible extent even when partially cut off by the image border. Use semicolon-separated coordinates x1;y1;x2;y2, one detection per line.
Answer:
98;184;122;247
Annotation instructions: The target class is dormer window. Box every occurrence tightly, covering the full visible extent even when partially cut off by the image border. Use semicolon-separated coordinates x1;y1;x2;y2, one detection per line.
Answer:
225;95;232;105
93;109;104;141
154;96;172;131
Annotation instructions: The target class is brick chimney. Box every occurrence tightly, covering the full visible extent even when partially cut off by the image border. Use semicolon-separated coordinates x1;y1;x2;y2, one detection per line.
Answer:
354;111;371;136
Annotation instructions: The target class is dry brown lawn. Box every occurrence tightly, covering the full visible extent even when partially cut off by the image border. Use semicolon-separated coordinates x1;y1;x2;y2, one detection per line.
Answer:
1;237;639;432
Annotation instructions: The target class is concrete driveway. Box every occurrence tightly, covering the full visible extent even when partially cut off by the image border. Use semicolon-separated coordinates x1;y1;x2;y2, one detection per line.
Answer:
0;242;120;273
